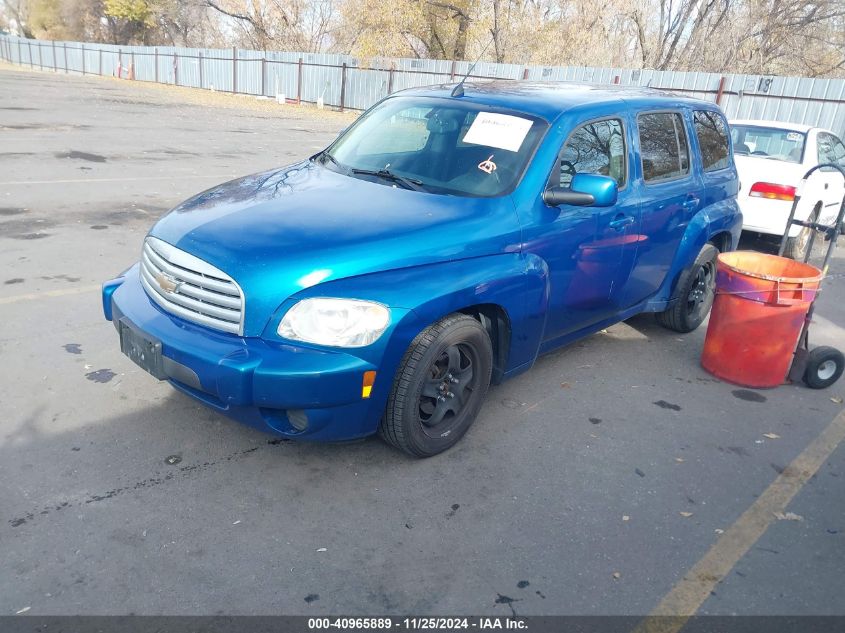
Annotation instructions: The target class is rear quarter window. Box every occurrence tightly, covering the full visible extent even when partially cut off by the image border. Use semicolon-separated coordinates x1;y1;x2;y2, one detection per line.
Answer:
693;110;730;172
817;132;845;171
638;112;690;183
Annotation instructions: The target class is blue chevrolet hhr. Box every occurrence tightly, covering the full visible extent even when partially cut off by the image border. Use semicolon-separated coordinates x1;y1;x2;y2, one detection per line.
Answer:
102;81;741;457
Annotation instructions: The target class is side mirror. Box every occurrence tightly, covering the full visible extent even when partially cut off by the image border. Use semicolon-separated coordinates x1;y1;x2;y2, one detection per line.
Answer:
543;173;618;207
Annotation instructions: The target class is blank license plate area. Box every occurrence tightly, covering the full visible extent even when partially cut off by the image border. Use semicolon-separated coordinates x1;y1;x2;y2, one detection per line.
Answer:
119;319;166;379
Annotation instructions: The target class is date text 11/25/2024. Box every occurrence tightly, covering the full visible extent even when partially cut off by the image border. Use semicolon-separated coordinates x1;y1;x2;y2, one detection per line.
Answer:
307;617;528;630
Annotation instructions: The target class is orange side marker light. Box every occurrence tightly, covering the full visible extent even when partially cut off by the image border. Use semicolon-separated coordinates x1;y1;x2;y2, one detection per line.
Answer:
362;371;377;399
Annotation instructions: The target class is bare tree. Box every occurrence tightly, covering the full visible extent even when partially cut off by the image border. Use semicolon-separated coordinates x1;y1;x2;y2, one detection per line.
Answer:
6;0;845;78
2;0;35;37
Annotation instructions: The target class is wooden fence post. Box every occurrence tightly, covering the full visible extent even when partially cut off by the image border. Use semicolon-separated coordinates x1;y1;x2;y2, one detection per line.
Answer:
715;76;726;105
387;63;395;95
63;42;68;73
199;51;203;88
27;41;33;68
99;48;103;75
154;48;159;82
173;52;178;85
52;40;57;71
81;43;85;74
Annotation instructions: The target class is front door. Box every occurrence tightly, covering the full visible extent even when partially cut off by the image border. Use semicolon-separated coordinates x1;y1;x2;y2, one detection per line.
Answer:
522;116;640;343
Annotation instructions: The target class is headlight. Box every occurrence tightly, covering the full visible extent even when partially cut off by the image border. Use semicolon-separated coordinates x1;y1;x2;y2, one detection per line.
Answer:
278;298;390;347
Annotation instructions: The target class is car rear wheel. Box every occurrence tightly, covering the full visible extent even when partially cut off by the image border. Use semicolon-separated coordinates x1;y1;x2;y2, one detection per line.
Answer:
656;243;718;333
783;206;820;260
379;314;492;457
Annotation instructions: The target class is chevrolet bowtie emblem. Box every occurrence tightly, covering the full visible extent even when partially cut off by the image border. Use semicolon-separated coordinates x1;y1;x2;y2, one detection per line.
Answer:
155;271;180;294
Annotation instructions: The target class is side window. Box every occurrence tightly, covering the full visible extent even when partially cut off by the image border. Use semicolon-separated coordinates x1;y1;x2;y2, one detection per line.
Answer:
693;110;730;172
638;112;691;183
818;133;845;170
556;118;627;188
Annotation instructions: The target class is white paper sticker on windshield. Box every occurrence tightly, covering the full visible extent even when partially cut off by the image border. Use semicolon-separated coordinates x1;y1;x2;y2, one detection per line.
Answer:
462;113;533;152
786;132;802;142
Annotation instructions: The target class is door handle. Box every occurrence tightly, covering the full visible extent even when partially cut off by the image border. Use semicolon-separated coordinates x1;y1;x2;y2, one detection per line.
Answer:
609;215;635;230
683;196;700;211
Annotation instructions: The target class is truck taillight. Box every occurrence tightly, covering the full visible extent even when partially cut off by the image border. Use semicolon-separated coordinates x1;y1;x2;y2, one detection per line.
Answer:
749;182;796;201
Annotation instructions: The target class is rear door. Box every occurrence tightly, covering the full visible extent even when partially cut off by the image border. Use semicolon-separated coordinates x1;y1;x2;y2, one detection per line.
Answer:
623;109;703;306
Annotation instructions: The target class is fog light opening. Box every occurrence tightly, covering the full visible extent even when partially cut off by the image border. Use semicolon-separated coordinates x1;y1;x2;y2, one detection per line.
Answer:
287;409;309;432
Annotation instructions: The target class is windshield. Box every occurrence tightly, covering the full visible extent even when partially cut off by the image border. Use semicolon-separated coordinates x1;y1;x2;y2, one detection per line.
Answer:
730;125;806;163
317;97;548;197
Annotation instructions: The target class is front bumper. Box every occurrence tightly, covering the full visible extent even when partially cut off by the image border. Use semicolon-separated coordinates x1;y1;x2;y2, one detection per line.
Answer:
104;265;384;441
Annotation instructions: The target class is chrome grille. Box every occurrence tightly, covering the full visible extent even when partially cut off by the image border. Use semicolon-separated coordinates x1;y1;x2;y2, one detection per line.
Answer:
140;237;244;334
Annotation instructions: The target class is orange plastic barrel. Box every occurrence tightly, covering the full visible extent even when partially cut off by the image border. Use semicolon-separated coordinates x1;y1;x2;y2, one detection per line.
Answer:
701;251;823;388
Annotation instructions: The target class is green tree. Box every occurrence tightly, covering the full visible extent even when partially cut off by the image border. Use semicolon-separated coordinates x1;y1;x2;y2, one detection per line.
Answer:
102;0;154;43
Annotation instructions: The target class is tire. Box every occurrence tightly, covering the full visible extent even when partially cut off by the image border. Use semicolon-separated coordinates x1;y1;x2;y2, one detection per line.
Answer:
783;206;820;260
803;346;845;389
656;243;718;333
379;314;493;458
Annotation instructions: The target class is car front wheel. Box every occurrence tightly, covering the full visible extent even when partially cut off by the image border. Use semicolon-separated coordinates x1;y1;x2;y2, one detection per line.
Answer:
380;314;493;457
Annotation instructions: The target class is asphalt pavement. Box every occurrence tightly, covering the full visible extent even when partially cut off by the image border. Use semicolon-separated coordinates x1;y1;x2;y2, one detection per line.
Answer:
1;65;843;618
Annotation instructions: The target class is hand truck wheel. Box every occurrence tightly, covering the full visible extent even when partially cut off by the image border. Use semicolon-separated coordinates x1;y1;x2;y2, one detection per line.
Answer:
803;346;845;389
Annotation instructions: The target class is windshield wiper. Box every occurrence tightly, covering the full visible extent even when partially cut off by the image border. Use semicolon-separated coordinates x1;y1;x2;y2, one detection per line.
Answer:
350;168;426;192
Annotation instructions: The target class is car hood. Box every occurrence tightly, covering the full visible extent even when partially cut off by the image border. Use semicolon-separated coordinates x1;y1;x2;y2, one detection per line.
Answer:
734;155;804;199
149;161;520;335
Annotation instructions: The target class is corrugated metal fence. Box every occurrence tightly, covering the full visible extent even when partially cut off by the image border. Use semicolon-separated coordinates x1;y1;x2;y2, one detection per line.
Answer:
2;35;843;136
